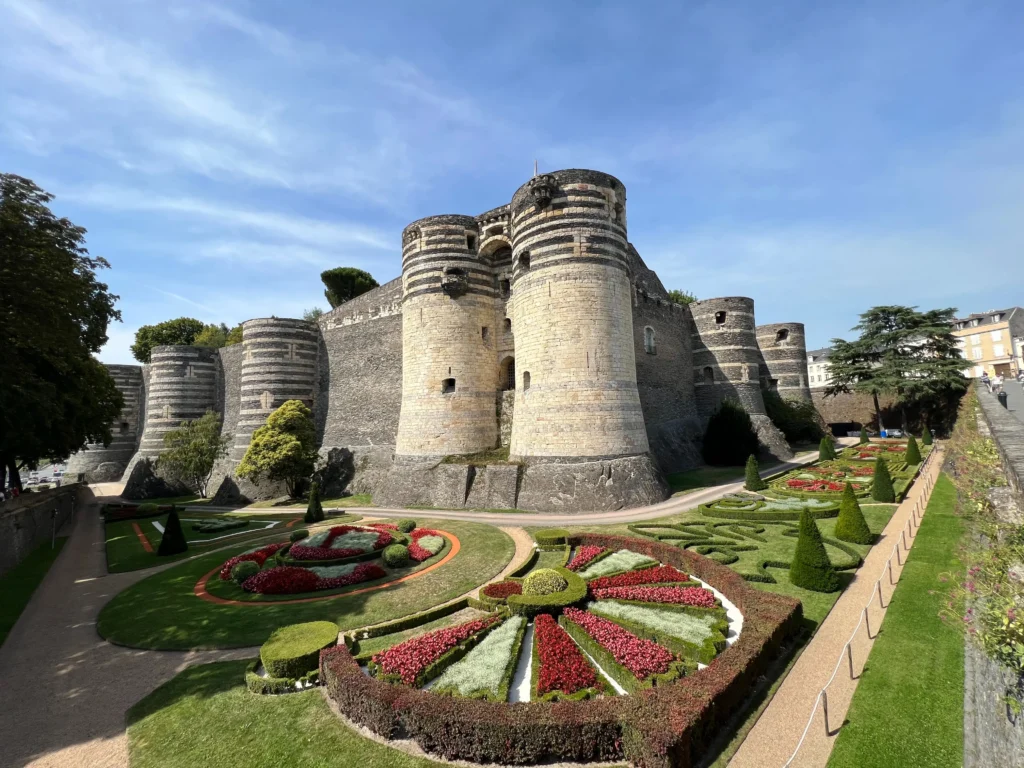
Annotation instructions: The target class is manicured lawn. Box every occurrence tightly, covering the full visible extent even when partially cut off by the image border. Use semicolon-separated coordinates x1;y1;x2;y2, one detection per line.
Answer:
248;493;374;509
0;537;67;648
828;474;964;768
665;465;745;494
128;660;444;768
125;494;211;506
97;519;515;649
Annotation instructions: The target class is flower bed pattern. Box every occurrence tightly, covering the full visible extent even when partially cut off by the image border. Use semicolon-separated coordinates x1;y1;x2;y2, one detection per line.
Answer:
370;615;500;685
409;529;445;562
562;607;675;680
218;543;288;580
566;545;609;572
590;584;716;608
586;564;691;591
241;562;387;595
288;525;393;561
480;581;522;600
533;613;600;698
432;616;526;701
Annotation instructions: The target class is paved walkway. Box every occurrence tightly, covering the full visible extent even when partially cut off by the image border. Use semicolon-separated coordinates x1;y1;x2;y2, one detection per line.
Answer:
729;446;945;768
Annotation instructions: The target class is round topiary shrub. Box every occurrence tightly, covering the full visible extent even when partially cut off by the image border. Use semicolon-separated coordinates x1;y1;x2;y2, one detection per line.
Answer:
231;560;260;585
382;544;411;568
534;529;569;546
290;529;309;543
397;519;417;533
260;621;339;679
137;503;158;515
522;568;568;596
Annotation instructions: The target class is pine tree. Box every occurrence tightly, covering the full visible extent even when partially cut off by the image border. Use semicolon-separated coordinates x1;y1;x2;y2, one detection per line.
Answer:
744;455;767;491
305;481;324;523
818;436;836;461
904;434;922;464
835;482;872;544
789;509;839;592
859;426;869;444
872;458;895;502
921;425;933;446
157;508;189;556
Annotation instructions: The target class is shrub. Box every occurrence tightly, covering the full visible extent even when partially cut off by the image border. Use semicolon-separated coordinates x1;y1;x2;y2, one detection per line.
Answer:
702;400;759;466
789;509;839;592
260;620;339;679
289;528;309;542
382;544;411;568
859;426;869;444
219;542;288;580
397;519;417;533
762;388;824;443
305;481;325;524
522;568;568;596
231;560;260;585
922;425;933;446
872;458;895;502
818;436;836;461
137;503;158;515
507;568;588;616
834;482;872;544
156;508;188;556
534;529;569;546
744;454;767;491
905;434;922;464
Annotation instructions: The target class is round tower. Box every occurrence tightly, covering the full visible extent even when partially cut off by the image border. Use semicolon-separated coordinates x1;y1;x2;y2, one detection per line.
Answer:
232;318;319;461
507;169;649;459
66;364;144;481
395;214;499;456
690;297;767;423
136;346;219;460
756;322;812;403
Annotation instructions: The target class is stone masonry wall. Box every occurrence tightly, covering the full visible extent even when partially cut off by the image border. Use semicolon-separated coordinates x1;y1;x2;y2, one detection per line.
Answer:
811;390;899;429
756;322;812;403
0;484;85;577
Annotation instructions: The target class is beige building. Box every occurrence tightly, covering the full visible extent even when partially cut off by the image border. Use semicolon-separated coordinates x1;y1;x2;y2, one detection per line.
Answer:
807;348;833;389
953;307;1024;379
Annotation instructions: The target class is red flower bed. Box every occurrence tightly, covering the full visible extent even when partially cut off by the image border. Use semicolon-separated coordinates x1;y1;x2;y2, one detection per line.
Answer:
534;613;598;696
587;564;690;591
786;478;845;491
219;543;288;580
481;581;522;599
563;607;675;680
369;523;400;532
408;528;445;562
591;585;716;608
315;562;386;590
853;466;874;476
289;526;393;561
242;565;318;594
888;445;905;452
372;616;499;685
566;545;608;571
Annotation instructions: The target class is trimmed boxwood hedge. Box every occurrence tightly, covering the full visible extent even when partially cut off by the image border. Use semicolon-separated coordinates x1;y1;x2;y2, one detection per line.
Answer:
244;658;320;695
506;567;588;616
533;529;570;547
322;533;803;767
260;621;339;679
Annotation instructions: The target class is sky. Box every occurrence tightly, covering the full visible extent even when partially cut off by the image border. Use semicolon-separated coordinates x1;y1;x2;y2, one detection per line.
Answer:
3;0;1023;364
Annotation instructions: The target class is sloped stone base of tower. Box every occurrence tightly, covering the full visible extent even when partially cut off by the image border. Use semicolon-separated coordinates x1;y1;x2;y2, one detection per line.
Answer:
122;458;190;500
516;454;668;513
751;415;794;462
645;418;705;474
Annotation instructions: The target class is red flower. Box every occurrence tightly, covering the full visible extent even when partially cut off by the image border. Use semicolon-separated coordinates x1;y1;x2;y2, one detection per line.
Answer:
242;566;318;594
567;545;609;572
853;466;874;476
372;616;500;685
591;585;716;608
563;608;675;679
587;565;690;591
315;562;385;590
481;581;522;599
407;528;445;562
535;614;598;695
219;543;288;580
368;523;400;532
289;525;393;561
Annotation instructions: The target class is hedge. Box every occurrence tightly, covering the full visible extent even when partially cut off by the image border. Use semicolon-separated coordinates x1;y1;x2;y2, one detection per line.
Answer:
697;502;839;522
506;568;588;616
346;599;473;647
322;533;803;767
245;658;320;695
260;621;339;679
533;529;570;547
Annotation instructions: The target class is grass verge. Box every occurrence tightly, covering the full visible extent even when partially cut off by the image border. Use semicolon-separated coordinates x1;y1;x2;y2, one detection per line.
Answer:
828;473;963;768
0;537;67;648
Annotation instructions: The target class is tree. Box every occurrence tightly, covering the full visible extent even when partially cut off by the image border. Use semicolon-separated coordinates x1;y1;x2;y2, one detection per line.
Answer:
859;426;869;445
872;457;895;502
922;425;933;446
193;323;230;348
789;509;839;592
157;411;231;497
824;306;967;433
0;174;124;492
762;389;824;444
744;455;767;491
702;400;759;466
835;482;872;544
157;508;188;556
904;434;922;464
302;307;324;322
818;436;836;461
321;267;378;308
131;317;206;363
237;400;318;497
225;325;243;346
667;289;697;306
305;481;325;523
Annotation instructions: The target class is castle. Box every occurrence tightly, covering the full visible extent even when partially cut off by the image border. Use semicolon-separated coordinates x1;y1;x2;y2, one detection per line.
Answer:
68;169;813;512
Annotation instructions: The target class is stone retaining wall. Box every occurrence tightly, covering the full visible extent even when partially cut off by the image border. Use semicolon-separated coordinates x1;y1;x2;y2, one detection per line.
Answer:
0;484;87;577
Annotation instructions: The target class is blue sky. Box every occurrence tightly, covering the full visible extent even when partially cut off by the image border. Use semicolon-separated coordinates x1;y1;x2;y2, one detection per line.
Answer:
3;0;1023;364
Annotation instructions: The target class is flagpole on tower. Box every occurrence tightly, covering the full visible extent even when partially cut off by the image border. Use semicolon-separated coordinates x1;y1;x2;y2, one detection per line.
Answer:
533;159;538;177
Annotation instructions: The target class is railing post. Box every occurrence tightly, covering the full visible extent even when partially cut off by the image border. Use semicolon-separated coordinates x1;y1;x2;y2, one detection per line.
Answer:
878;579;885;608
822;689;830;735
888;557;895;585
896;537;903;565
864;606;871;637
847;642;855;679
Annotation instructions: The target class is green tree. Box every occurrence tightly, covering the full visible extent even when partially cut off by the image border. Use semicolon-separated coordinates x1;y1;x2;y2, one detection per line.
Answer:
157;508;188;556
922;425;933;446
859;426;869;444
763;389;824;444
131;317;206;363
872;457;895;502
702;400;759;466
905;434;922;464
157;411;231;497
667;289;697;305
237;400;318;497
835;482;872;544
321;267;378;308
0;174;124;491
824;306;968;433
225;325;243;346
744;455;767;491
302;307;324;322
789;509;839;592
818;436;836;461
305;481;325;523
193;323;230;348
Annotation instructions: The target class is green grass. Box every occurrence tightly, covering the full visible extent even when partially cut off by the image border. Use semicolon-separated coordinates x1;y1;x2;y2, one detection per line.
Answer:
97;519;515;649
122;494;210;506
127;660;443;768
250;493;374;509
828;474;964;768
665;465;745;494
0;537;67;648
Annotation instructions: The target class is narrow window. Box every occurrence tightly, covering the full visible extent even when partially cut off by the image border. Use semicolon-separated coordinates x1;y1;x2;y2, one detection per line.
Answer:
504;317;512;333
499;279;511;298
481;326;490;342
703;366;714;383
775;328;789;344
441;378;456;394
466;234;476;251
120;422;129;433
644;326;656;355
714;311;727;325
518;251;531;270
523;371;531;391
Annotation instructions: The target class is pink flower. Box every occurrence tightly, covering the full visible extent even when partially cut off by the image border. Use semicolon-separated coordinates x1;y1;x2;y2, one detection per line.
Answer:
563;607;675;680
567;546;609;572
372;616;499;685
591;585;716;608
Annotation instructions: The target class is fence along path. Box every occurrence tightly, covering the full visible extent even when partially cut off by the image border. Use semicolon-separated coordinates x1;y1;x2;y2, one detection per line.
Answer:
728;445;944;768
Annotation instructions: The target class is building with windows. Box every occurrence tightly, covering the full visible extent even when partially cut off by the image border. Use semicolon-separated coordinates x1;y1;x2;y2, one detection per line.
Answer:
952;308;1024;379
807;348;833;389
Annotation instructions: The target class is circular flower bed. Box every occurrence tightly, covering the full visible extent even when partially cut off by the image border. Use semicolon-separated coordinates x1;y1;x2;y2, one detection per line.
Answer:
288;525;394;561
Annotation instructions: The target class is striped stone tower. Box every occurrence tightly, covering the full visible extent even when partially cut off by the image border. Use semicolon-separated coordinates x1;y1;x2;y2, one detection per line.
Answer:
756;322;812;403
690;297;767;422
66;364;144;481
231;318;319;462
135;346;219;461
507;169;649;459
395;215;499;456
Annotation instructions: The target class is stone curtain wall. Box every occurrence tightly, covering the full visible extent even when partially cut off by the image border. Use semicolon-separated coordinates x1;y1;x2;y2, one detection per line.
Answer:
66;364;144;482
811;390;899;430
755;322;812;403
0;484;84;576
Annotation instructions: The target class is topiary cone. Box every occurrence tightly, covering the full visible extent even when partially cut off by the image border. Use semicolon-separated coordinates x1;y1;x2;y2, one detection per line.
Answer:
157;508;188;556
744;454;767;491
922;425;933;446
859;426;869;445
835;482;872;544
789;509;839;592
304;481;324;524
904;434;922;464
872;457;895;502
818;436;835;461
